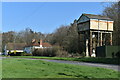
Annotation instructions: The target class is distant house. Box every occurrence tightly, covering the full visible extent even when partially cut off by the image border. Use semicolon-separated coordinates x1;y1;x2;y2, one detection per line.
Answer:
4;43;26;55
24;39;52;54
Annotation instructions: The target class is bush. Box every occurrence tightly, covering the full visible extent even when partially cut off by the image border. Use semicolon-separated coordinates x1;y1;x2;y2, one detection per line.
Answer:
21;52;32;56
56;50;69;57
32;46;81;57
81;52;85;57
70;53;81;58
32;47;58;57
115;51;120;58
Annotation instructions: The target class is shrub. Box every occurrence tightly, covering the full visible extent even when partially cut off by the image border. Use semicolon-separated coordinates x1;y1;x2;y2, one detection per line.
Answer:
21;52;32;56
32;47;58;57
56;50;69;57
32;46;81;57
70;53;81;58
32;49;43;56
115;51;120;58
81;52;85;57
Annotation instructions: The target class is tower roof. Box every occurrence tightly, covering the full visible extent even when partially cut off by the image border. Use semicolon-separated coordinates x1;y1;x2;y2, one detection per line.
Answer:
83;14;113;20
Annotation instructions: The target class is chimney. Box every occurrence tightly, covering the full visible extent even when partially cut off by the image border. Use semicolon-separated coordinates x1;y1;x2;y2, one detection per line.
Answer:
32;39;36;43
40;39;42;47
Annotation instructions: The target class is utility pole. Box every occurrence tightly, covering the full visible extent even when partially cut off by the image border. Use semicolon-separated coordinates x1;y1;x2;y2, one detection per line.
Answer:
14;32;17;54
98;19;100;47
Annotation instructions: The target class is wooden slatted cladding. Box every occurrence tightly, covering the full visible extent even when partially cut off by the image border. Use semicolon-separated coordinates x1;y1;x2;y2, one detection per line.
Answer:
78;22;89;31
90;19;113;31
77;14;114;32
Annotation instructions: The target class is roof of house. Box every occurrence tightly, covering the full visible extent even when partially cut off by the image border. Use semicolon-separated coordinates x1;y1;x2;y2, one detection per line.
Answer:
83;14;113;20
32;42;39;46
42;43;52;47
31;42;52;47
6;43;26;50
25;39;52;47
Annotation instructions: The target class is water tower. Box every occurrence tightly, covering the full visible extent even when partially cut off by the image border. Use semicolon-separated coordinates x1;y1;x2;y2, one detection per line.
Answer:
77;14;114;57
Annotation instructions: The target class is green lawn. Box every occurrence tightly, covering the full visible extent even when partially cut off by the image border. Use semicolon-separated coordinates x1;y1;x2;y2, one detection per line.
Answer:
2;58;119;78
0;60;2;79
12;56;119;65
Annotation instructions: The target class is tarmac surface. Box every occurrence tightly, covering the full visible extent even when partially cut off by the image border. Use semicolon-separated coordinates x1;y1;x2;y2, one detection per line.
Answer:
39;59;119;71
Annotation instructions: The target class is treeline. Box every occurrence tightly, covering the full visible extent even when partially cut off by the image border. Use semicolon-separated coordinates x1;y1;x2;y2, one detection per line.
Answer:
46;20;80;54
2;20;81;55
2;28;45;48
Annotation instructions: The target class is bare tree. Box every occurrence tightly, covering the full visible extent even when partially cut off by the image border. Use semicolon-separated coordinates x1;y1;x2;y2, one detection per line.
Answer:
49;20;80;54
102;2;120;45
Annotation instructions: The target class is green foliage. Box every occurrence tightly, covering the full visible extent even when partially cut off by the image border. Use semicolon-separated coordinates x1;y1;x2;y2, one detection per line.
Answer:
2;58;119;78
74;57;119;65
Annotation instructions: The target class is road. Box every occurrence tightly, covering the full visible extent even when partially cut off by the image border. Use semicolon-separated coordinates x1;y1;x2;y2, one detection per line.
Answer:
0;56;6;60
38;59;119;71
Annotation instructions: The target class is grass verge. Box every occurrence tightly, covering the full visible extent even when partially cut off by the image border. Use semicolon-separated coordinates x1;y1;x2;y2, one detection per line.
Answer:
2;58;119;78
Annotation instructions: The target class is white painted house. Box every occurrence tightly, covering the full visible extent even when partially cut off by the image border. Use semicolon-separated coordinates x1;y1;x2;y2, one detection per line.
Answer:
24;39;52;54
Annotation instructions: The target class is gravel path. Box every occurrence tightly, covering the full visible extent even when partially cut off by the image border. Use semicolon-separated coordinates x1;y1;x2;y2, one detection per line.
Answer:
1;57;119;71
38;59;119;71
